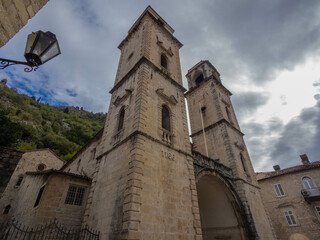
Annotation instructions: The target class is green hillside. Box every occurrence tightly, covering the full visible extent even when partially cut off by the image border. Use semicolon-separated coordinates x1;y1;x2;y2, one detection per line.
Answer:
0;79;106;161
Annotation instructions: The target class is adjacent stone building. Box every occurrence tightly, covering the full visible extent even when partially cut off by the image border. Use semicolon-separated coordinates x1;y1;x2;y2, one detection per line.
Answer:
257;155;320;240
0;6;276;240
0;148;64;224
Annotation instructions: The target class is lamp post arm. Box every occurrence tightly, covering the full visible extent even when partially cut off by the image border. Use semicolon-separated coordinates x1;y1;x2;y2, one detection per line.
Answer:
0;57;38;72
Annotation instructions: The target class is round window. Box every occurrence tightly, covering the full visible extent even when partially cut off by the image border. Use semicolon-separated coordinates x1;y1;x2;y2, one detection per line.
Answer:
37;163;46;171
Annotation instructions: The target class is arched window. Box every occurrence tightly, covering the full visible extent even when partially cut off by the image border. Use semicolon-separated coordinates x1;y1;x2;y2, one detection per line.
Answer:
302;177;315;189
3;205;11;214
16;176;23;186
161;54;168;70
195;74;204;85
118;108;125;131
240;153;247;173
162;105;170;131
225;107;233;124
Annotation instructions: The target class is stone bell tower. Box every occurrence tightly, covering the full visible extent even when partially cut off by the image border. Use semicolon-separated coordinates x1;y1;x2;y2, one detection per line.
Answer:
83;6;201;240
185;61;275;239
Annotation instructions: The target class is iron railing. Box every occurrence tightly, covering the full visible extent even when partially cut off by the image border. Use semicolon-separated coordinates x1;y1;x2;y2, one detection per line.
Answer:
0;218;99;240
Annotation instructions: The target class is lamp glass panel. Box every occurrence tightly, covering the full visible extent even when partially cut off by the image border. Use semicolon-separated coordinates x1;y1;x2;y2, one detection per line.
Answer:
24;32;37;55
39;42;60;63
32;32;55;57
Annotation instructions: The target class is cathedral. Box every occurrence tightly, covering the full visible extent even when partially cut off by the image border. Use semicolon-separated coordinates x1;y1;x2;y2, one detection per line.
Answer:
0;6;275;240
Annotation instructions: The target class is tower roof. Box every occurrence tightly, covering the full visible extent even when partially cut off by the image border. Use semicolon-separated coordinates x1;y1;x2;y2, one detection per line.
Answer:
118;6;182;49
129;6;174;35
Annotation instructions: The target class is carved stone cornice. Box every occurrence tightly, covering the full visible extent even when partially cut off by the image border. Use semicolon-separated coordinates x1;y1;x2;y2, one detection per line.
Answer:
156;88;177;105
113;89;133;107
157;36;173;56
234;141;245;151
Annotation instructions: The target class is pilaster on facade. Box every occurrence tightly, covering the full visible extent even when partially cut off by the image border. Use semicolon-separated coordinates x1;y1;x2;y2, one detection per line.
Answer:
121;136;145;239
82;157;101;227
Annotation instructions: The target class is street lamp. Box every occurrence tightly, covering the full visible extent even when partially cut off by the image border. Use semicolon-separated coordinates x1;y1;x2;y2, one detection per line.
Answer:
0;31;61;72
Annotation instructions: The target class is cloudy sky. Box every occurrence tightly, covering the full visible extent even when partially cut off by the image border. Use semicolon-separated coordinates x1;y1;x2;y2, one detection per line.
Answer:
1;0;320;171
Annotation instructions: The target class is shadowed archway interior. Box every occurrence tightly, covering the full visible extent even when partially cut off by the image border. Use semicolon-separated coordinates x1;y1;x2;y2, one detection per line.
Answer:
196;174;247;240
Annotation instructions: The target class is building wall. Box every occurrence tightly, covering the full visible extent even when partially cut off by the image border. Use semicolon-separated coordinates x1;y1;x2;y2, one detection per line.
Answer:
11;173;90;228
0;147;24;197
0;0;49;47
63;135;101;178
0;149;63;222
185;61;275;239
258;168;320;240
84;7;200;239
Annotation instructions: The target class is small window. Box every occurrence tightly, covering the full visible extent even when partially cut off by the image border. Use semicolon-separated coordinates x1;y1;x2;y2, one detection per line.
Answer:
34;185;45;208
284;210;297;226
225;107;233;124
16;176;23;187
161;54;168;70
315;206;320;217
65;186;85;206
37;163;46;171
240;153;247;173
127;52;134;61
274;183;285;197
3;205;11;215
118;108;125;131
195;74;204;85
302;177;315;189
161;105;170;131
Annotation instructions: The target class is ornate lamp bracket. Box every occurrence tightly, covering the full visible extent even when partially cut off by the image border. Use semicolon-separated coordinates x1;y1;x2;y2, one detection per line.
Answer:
0;58;38;72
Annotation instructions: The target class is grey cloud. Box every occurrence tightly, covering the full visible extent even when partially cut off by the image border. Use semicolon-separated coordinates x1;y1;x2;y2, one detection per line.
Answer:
270;101;320;168
232;91;269;119
173;0;320;85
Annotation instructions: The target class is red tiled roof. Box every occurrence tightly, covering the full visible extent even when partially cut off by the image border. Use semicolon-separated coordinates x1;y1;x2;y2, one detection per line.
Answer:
256;161;320;181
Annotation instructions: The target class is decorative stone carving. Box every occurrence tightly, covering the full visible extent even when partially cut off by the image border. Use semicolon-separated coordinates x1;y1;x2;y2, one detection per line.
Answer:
156;88;177;105
156;35;173;56
234;141;245;151
113;89;133;107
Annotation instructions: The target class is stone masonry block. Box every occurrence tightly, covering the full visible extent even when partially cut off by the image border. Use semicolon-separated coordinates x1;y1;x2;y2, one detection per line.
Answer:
122;221;139;231
128;179;142;189
123;202;141;212
124;194;141;204
123;211;141;222
26;5;35;18
129;160;144;169
127;172;143;181
121;230;141;240
124;186;141;196
14;0;29;24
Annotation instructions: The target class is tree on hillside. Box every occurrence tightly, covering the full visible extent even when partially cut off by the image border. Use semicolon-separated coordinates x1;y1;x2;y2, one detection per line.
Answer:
0;112;22;147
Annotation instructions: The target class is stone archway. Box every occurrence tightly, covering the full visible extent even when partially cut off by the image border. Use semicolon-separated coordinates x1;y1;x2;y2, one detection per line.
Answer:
196;172;248;240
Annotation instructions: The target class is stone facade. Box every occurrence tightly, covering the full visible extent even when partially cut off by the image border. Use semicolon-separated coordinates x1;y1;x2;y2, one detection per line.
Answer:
0;148;63;223
0;147;24;197
0;6;277;240
0;0;49;47
257;156;320;240
185;61;275;240
17;170;91;228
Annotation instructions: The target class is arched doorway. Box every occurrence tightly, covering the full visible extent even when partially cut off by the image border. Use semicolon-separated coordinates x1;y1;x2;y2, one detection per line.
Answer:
196;173;248;240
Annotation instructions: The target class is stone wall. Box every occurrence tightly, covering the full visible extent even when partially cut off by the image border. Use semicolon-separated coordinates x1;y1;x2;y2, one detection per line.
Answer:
0;0;49;47
62;130;102;178
11;172;91;228
0;149;63;223
258;167;320;240
0;147;24;197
